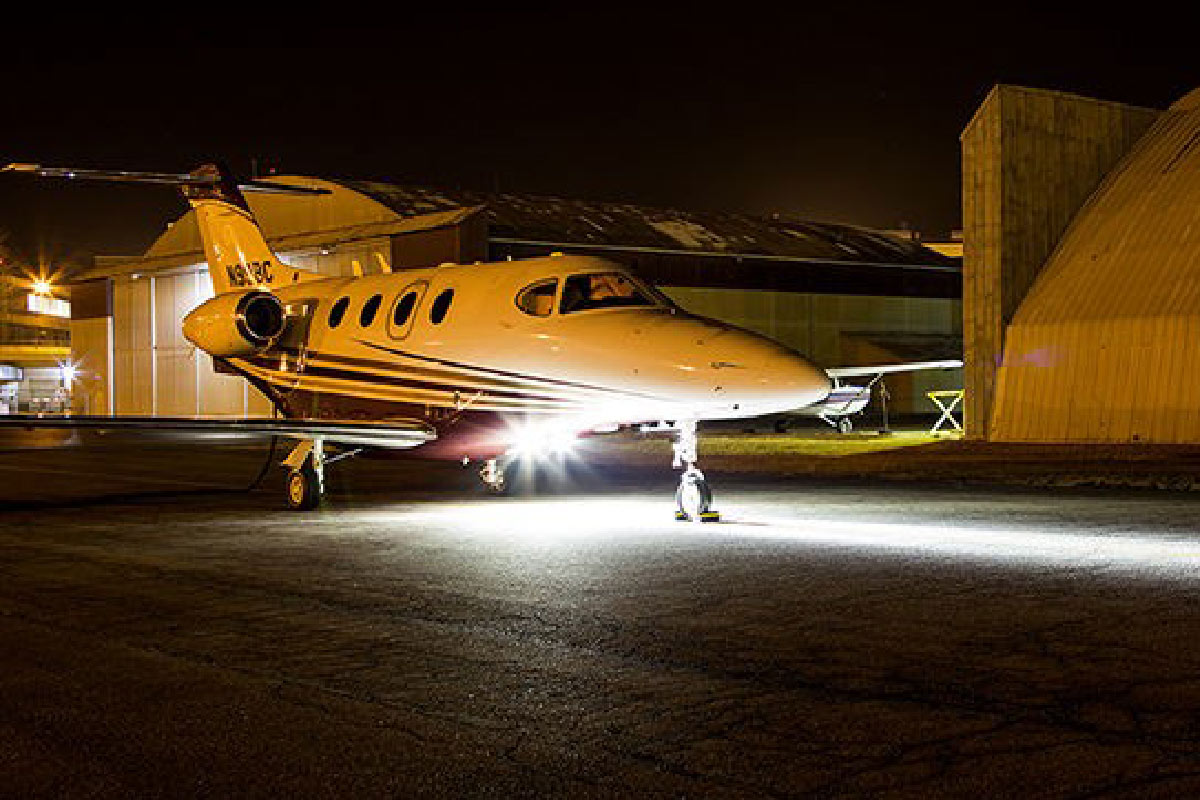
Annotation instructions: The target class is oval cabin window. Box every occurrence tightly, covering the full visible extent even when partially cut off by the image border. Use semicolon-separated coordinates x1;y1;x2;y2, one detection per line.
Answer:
360;294;383;326
393;291;418;326
430;289;454;325
516;280;558;316
328;296;350;328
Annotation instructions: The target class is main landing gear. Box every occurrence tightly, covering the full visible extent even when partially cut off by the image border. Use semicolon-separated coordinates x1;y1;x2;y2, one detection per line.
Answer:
282;438;360;510
671;420;720;523
283;439;323;510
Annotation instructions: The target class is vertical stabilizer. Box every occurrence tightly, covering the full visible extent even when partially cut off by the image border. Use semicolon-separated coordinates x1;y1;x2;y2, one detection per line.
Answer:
183;164;318;294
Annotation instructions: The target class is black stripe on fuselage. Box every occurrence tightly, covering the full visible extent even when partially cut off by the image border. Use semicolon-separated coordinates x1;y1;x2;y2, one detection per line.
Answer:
351;339;665;402
276;348;577;399
245;350;578;404
295;363;573;405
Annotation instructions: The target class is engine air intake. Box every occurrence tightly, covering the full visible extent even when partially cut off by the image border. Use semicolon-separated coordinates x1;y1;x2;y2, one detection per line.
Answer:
238;291;285;344
182;289;287;358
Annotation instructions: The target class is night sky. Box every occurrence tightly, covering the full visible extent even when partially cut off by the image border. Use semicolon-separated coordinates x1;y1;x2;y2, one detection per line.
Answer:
1;7;1196;268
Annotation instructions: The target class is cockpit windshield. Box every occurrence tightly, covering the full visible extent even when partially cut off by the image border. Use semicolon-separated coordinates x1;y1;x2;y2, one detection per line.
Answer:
559;272;660;314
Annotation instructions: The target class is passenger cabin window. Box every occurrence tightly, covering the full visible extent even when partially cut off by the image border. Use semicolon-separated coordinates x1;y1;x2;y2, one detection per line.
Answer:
328;296;350;328
430;289;454;324
388;281;427;340
516;280;558;316
360;294;383;326
393;291;417;326
559;272;655;314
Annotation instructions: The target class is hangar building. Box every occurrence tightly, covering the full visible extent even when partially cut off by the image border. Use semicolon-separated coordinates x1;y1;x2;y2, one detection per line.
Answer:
69;180;961;419
963;85;1200;442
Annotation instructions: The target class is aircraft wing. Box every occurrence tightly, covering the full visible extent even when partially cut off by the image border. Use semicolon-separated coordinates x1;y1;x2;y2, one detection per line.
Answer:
787;359;962;422
825;359;963;380
0;415;435;449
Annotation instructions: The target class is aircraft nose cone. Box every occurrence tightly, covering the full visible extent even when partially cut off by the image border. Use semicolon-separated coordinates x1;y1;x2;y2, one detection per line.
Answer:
705;332;831;415
751;352;832;410
641;312;831;416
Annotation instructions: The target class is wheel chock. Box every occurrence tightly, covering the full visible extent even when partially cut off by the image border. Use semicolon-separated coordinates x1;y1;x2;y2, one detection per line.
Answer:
699;511;721;523
674;511;690;522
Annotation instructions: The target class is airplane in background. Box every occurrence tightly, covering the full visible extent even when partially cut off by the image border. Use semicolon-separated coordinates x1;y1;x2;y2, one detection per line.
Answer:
783;360;964;434
0;163;959;519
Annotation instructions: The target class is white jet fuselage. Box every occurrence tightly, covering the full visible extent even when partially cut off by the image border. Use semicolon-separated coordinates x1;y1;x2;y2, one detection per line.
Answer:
205;254;832;457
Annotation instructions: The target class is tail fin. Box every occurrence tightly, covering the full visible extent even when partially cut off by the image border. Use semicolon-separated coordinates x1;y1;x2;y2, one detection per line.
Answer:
184;164;319;294
181;165;302;293
2;161;329;295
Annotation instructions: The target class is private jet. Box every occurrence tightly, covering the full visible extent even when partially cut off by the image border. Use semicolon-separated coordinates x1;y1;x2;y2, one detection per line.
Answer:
0;163;959;519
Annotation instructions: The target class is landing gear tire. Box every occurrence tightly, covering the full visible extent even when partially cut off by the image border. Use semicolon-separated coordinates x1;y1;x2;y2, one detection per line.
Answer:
675;468;719;523
836;416;854;434
671;421;720;522
286;463;321;511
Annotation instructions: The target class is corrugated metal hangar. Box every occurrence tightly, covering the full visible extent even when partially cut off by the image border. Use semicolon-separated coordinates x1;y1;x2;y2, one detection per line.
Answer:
69;182;962;419
963;84;1200;443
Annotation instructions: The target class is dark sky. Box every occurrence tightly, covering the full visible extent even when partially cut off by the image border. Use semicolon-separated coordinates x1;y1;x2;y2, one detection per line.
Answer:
1;6;1196;265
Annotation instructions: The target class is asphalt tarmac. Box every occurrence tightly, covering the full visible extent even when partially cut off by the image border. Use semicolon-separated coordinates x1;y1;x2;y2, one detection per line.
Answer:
3;436;1200;798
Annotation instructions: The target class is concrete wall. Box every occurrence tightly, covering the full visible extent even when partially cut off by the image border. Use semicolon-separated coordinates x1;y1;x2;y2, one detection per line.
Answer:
960;85;1159;437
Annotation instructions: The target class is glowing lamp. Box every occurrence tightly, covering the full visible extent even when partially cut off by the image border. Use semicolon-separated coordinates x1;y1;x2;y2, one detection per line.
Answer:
506;421;579;459
59;361;78;385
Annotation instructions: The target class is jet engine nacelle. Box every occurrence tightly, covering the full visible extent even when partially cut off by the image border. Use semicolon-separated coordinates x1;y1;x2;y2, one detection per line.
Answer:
182;289;286;357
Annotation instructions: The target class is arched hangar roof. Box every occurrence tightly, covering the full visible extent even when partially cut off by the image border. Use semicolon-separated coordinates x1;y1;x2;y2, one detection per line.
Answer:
991;87;1200;443
344;180;954;268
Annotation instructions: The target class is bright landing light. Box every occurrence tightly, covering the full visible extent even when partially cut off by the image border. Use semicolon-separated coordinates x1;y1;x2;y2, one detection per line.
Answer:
504;420;581;458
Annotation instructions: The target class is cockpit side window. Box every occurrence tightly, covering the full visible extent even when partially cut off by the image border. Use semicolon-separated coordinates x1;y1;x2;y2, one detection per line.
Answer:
516;279;558;317
559;272;656;314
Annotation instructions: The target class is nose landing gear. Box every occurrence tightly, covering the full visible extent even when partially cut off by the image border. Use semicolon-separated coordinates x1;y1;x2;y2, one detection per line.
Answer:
672;420;720;523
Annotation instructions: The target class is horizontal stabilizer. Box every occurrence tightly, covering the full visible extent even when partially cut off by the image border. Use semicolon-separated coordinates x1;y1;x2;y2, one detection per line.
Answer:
0;415;435;449
1;163;330;196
